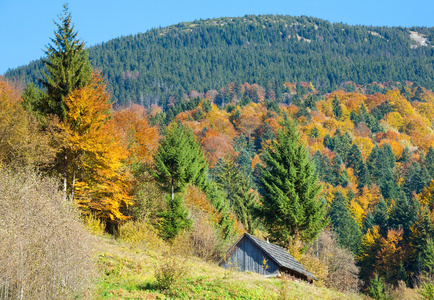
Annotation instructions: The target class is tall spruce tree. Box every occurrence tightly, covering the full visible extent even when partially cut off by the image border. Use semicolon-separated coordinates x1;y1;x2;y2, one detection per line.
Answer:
347;143;369;189
37;5;93;195
259;119;328;249
40;4;92;121
425;146;434;179
153;122;208;200
330;191;362;254
371;198;390;237
389;193;418;239
213;156;258;233
403;161;431;199
158;194;192;240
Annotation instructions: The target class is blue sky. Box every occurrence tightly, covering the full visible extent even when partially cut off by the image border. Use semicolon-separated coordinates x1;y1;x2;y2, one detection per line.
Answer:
1;0;433;75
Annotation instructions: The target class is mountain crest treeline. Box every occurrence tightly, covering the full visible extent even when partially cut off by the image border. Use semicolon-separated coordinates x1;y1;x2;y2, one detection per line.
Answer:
5;14;434;107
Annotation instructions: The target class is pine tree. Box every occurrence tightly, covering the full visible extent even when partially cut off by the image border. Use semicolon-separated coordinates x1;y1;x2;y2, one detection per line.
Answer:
404;161;431;199
372;198;389;236
347;143;369;189
425;146;434;179
213;156;258;232
420;238;434;276
400;146;410;164
334;131;352;162
388;193;418;239
153;122;208;200
158;194;192;240
410;208;434;277
332;95;342;119
259;119;328;249
40;4;92;121
330;191;362;254
21;83;43;119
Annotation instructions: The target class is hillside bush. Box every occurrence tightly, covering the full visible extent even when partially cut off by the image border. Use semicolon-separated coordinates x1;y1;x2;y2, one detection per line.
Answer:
0;168;94;300
83;213;106;235
118;219;165;251
154;254;189;292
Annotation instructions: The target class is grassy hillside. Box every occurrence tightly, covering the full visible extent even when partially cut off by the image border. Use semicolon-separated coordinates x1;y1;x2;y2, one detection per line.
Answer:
5;15;434;107
93;235;364;299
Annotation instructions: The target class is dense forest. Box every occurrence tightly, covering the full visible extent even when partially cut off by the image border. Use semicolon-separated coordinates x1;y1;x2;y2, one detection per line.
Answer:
5;15;434;108
3;7;434;300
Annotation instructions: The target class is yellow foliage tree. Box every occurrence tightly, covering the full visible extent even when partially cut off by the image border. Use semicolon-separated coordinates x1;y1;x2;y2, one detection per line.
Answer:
381;112;404;131
353;137;375;160
207;104;237;138
419;180;434;208
401;114;431;137
63;73;132;222
386;90;414;117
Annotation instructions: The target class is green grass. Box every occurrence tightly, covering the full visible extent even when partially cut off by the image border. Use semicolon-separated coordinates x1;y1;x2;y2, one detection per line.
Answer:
93;236;365;299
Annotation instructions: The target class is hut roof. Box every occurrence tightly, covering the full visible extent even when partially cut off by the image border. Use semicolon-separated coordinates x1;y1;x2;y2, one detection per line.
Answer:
238;233;317;280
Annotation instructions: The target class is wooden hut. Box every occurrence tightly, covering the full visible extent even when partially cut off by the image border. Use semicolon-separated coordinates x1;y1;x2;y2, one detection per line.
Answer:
220;233;317;281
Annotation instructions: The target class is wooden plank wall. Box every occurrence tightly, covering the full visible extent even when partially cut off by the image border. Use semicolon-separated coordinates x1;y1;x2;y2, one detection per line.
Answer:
223;236;279;276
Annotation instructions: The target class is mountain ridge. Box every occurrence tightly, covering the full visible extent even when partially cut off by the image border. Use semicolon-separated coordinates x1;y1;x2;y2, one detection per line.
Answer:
5;14;434;107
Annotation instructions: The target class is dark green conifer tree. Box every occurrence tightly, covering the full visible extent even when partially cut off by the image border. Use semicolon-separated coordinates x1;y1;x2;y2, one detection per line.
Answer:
153;122;208;200
334;131;352;162
213;156;258;233
323;134;334;150
358;103;368;124
425;146;434;179
367;145;380;181
203;181;235;239
158;194;192;240
259;119;328;249
330;191;362;254
332;95;342;119
410;208;434;278
389;193;418;239
400;146;410;164
372;198;389;236
403;161;431;199
347;143;369;189
21;83;43;119
40;4;92;121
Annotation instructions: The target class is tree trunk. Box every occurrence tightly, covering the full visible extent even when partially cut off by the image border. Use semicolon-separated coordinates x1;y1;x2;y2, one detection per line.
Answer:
63;153;68;199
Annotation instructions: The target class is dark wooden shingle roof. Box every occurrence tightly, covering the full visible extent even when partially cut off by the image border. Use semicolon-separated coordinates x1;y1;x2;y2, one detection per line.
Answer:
244;233;317;280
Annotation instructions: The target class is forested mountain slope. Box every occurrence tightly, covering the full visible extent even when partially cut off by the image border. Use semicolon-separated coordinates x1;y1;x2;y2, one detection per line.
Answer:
5;15;434;107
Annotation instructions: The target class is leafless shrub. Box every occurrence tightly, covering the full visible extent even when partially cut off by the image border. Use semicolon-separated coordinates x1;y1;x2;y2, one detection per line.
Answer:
307;230;360;293
0;168;94;300
188;212;224;261
167;211;226;262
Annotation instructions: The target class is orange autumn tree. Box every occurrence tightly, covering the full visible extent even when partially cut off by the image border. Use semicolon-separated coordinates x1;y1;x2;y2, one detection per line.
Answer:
112;104;159;167
63;73;131;222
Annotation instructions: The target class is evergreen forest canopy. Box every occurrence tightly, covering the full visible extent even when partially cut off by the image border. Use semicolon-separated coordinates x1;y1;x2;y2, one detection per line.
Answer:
5;14;434;108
